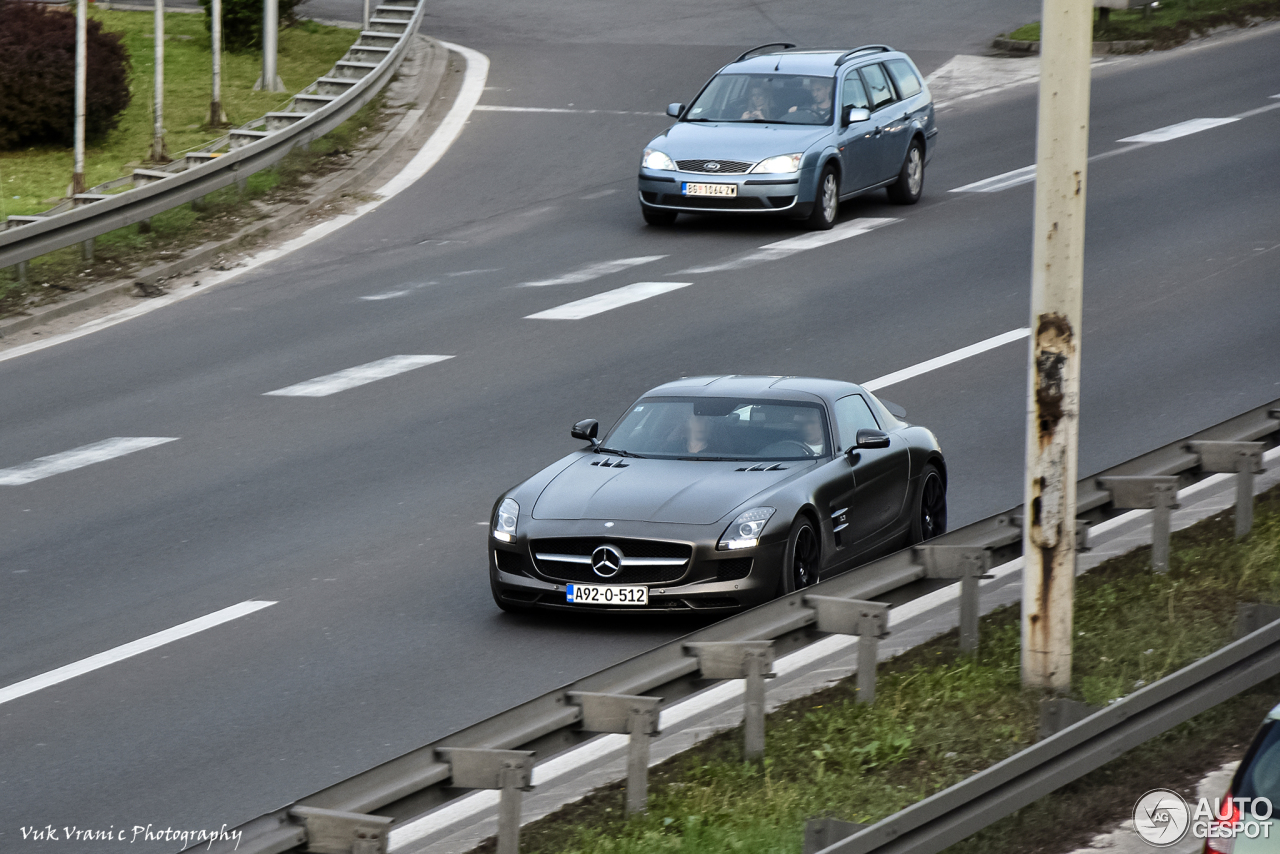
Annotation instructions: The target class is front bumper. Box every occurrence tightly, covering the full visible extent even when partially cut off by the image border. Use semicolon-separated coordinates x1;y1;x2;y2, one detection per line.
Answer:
489;517;787;614
638;167;814;215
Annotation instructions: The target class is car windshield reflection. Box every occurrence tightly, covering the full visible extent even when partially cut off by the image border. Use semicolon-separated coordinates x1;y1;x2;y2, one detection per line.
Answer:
684;73;834;126
602;397;830;461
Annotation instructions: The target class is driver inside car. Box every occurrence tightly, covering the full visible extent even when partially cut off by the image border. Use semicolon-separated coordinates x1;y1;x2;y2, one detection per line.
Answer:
786;77;832;122
795;408;827;455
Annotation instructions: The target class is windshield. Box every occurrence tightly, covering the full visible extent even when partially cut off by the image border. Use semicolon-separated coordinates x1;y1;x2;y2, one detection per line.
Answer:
685;74;834;125
602;397;830;461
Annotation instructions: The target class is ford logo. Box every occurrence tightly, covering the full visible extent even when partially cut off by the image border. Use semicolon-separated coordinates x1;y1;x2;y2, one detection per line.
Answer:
705;162;721;171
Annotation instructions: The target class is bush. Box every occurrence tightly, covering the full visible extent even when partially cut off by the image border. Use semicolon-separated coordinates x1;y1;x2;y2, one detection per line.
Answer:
197;0;309;52
0;0;132;150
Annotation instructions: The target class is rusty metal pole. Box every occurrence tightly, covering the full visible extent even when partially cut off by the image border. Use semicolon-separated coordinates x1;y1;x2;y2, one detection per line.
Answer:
151;0;168;162
72;0;87;195
1021;0;1093;692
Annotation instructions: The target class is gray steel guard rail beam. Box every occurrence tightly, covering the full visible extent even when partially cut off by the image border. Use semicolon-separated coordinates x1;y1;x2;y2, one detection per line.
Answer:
818;613;1280;854
0;0;426;270
187;398;1280;853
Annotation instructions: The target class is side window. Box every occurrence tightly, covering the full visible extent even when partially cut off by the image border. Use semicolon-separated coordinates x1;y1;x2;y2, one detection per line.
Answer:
841;71;869;111
886;58;923;99
859;63;896;111
834;395;881;450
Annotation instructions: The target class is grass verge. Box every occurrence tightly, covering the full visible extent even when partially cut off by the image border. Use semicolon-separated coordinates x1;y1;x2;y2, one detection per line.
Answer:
0;8;357;219
1005;0;1280;46
489;485;1280;854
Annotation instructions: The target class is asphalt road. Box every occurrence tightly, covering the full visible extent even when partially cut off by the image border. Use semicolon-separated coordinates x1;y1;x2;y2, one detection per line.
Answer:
1;1;1278;848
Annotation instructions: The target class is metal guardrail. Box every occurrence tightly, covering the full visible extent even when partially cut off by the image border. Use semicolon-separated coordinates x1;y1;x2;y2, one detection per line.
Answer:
0;0;426;272
189;398;1280;854
819;613;1280;854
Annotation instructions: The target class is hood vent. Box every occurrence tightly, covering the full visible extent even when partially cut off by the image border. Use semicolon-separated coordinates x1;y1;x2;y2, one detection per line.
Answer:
590;457;629;468
736;463;789;472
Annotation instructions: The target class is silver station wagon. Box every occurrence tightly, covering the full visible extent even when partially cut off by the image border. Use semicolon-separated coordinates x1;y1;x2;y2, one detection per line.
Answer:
638;44;938;229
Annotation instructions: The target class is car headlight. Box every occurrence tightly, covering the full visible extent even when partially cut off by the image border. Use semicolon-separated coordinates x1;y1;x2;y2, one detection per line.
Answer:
750;153;803;174
493;497;519;543
642;148;677;171
718;507;776;550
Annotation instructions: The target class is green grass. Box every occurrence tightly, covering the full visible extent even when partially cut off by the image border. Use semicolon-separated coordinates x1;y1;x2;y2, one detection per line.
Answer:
1003;0;1280;46
0;9;357;219
493;487;1280;854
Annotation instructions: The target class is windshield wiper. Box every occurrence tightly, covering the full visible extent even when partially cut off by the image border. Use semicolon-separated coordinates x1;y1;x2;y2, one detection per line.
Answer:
675;455;741;461
595;446;645;459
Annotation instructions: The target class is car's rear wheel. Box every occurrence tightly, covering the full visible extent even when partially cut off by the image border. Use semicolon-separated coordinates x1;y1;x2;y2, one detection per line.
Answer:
780;516;821;594
886;139;925;205
910;464;947;543
642;206;678;227
805;165;839;230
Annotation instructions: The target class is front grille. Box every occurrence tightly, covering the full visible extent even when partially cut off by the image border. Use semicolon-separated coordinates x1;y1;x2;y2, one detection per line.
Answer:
658;194;767;210
715;558;753;581
531;538;691;585
676;159;753;174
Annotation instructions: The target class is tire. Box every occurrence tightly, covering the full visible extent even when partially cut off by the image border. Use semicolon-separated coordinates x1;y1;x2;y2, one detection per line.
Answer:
642;206;678;227
805;165;839;230
886;139;925;205
779;516;821;595
910;464;947;543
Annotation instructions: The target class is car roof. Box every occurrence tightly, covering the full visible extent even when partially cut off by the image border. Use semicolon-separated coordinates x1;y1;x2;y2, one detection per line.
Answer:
726;47;906;78
642;375;866;405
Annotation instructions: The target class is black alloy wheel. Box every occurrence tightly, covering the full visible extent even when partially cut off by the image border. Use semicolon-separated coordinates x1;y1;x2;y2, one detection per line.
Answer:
911;464;947;543
781;517;821;594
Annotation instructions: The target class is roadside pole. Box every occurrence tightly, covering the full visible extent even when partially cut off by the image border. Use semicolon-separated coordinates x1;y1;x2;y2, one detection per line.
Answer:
72;0;87;195
363;0;371;31
1020;0;1093;691
254;0;285;92
151;0;168;161
209;0;226;125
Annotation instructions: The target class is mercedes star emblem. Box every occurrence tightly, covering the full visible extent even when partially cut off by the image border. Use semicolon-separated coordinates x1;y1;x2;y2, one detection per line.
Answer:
591;545;623;578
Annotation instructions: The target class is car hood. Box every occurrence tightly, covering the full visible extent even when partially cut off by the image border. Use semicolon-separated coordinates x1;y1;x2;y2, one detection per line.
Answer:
650;122;832;164
532;456;809;525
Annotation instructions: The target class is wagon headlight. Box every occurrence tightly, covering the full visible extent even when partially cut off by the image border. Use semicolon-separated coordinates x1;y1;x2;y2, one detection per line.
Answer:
718;507;776;550
750;153;803;174
493;498;519;543
642;148;677;171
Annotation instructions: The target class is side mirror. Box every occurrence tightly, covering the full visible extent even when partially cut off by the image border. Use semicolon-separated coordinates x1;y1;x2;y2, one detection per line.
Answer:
843;106;870;127
855;428;891;450
666;102;685;118
571;419;600;443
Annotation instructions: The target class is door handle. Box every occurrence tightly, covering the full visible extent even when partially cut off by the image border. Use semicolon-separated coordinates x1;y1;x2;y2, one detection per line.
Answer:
873;126;883;137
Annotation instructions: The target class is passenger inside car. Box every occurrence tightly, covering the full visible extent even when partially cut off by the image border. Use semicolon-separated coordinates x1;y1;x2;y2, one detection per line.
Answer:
739;85;773;121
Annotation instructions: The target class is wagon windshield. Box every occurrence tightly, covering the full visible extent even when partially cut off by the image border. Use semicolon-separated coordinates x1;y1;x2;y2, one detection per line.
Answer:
602;397;830;460
684;74;834;125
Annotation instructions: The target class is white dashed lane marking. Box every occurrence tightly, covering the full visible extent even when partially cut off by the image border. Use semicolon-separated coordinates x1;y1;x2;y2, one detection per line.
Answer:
0;601;276;706
863;328;1030;391
520;255;667;287
679;218;899;274
1118;116;1240;143
264;355;454;397
0;437;179;486
526;282;692;320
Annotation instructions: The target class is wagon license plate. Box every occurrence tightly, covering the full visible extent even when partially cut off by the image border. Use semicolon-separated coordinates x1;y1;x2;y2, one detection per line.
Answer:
566;584;649;606
682;182;737;197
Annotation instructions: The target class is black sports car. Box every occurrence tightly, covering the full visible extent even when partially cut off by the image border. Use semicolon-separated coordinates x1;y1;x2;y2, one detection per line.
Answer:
489;375;946;614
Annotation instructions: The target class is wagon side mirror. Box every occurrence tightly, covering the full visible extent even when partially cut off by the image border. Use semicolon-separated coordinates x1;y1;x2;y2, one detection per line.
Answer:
843;106;870;127
572;419;600;444
667;102;685;118
855;428;891;449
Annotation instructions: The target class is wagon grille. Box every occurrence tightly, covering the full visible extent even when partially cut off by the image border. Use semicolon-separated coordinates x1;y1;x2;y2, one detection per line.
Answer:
676;159;753;174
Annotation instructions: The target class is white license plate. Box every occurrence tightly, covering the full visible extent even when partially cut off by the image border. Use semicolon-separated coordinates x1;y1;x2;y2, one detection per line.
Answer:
682;182;737;197
566;584;649;606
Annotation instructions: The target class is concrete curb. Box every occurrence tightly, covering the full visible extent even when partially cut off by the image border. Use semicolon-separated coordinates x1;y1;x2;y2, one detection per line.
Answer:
0;33;452;341
993;36;1154;54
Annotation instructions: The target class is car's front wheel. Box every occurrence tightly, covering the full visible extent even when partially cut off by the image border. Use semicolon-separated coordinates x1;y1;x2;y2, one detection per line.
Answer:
779;515;821;594
910;463;947;543
642;206;678;227
805;165;839;230
886;139;925;205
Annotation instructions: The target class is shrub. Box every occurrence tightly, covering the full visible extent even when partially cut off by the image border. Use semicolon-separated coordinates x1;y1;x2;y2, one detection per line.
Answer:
197;0;309;52
0;0;132;150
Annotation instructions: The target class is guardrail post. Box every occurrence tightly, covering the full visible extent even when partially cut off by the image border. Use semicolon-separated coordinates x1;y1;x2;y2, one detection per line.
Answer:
685;640;775;761
1187;441;1266;539
436;748;535;854
288;805;393;854
1037;696;1098;738
915;545;994;654
1236;603;1280;639
80;238;94;262
1097;475;1180;572
803;816;865;854
804;595;891;703
566;691;661;814
14;259;29;284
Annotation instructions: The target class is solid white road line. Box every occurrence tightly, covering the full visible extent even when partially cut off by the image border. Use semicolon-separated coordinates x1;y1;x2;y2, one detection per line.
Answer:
264;355;454;397
475;105;666;117
0;41;490;366
0;600;276;706
1118;116;1240;143
863;327;1029;392
679;218;899;274
948;164;1038;194
520;255;667;287
526;282;692;320
0;437;179;486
